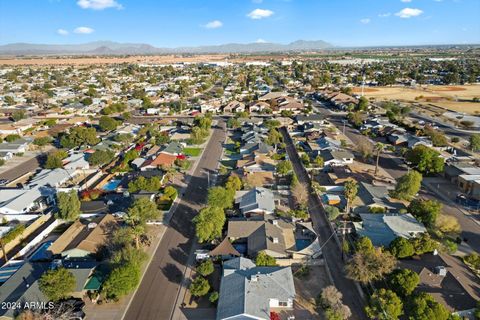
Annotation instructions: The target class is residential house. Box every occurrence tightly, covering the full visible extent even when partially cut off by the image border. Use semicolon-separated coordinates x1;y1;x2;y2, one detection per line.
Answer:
223;100;245;113
0;261;97;319
235;187;275;217
141;152;177;170
0;168;77;215
162;141;184;156
48;214;116;259
320;149;354;167
353;213;426;247
295;114;325;125
355;182;405;213
0;138;32;154
217;257;295;320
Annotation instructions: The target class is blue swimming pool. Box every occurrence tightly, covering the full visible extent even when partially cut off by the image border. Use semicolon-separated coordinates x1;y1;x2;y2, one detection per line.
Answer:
102;179;121;192
29;241;53;261
296;239;313;251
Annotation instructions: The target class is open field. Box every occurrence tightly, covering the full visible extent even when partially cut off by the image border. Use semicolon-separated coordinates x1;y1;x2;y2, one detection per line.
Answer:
0;54;296;66
0;54;233;66
353;85;480;114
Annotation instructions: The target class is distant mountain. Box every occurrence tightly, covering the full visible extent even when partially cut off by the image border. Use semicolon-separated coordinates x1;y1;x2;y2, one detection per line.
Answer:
0;40;332;56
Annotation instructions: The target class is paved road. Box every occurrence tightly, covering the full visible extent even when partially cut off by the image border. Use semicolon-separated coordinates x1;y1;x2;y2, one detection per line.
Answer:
280;127;367;320
123;121;226;320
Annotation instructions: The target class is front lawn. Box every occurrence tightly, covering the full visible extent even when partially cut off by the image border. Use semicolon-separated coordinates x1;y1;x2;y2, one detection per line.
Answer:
184;147;202;157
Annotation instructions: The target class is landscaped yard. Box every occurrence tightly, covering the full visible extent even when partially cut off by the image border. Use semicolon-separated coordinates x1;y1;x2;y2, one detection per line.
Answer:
184;147;202;157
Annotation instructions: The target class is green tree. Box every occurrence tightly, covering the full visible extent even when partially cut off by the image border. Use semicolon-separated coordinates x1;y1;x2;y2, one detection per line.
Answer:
60;126;99;148
197;259;214;276
225;174;242;191
255;251;278;266
193;206;226;243
102;262;141;300
358;96;369;111
56;190;81;221
88;150;115;166
470;134;480;152
355;237;375;255
392;170;422;200
411;233;438;255
4;134;21;142
344;180;358;214
387;269;420;297
125;198;162;247
314;156;324;167
33;136;52;148
4;95;15;106
12;110;26;122
209;291;219;303
45;150;67;169
406;292;449;320
325;206;340;221
408;199;442;226
99;115;119;132
406;145;444;175
189;276;210;297
389;237;415;258
276;160;293;175
365;289;403;320
39;268;76;302
207;187;234;210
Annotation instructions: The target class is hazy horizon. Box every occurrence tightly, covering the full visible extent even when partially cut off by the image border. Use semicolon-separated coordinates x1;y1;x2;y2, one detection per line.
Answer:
0;0;479;47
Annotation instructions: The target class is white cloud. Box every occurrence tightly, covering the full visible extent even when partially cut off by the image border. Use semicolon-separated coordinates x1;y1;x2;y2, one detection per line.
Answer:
395;8;423;18
378;13;391;17
74;26;95;34
57;29;69;35
255;38;267;43
360;18;371;24
401;0;412;2
77;0;122;10
203;20;223;29
247;8;274;20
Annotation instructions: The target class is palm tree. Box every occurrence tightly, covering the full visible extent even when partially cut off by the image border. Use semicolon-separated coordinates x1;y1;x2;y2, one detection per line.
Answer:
374;143;385;177
344;180;358;215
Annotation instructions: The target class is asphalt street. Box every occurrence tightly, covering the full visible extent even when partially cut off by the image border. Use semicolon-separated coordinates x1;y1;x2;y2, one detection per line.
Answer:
281;127;367;320
123;120;226;320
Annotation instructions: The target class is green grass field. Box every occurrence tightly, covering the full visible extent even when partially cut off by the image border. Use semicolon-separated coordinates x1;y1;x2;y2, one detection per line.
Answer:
183;147;202;157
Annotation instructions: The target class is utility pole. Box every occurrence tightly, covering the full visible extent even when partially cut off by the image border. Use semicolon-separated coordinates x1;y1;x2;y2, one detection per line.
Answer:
342;120;346;135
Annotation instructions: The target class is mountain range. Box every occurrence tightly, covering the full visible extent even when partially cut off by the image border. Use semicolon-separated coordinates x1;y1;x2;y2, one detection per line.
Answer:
0;40;332;56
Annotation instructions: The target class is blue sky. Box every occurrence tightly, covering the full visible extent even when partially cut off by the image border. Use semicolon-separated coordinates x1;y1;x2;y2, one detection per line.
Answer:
0;0;479;47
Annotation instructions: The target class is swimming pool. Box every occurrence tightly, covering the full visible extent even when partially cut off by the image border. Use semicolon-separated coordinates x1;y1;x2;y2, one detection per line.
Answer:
102;179;121;192
296;239;313;251
29;241;53;261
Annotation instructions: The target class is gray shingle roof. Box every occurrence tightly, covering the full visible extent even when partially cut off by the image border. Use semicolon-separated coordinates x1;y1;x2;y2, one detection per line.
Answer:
236;187;275;215
217;257;295;320
354;213;426;247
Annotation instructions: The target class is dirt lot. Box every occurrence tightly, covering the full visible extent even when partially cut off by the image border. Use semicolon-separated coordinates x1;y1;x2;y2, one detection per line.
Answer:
288;264;332;319
0;54;293;66
353;85;480;114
